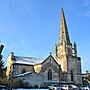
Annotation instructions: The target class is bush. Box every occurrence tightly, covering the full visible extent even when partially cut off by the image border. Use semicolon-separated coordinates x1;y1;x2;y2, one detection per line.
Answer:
0;78;30;88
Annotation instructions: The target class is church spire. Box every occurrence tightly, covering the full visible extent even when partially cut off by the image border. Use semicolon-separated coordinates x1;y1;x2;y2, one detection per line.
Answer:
59;8;70;45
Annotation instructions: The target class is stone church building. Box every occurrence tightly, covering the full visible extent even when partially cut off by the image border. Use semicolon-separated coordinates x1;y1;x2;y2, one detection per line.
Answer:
6;8;82;86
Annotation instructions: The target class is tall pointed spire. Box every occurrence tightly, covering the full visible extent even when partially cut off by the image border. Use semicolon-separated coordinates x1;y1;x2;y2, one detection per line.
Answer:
59;8;70;45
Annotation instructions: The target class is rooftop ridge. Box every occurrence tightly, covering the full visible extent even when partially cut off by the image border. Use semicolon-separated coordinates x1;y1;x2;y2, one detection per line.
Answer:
15;56;44;60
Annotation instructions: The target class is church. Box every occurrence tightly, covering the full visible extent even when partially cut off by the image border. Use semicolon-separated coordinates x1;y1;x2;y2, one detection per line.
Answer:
6;8;82;86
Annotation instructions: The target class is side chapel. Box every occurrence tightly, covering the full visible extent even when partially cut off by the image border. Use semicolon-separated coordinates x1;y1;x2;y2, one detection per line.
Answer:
6;8;82;86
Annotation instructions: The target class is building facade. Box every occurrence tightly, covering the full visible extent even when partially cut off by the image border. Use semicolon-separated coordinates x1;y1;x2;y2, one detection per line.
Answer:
6;8;82;86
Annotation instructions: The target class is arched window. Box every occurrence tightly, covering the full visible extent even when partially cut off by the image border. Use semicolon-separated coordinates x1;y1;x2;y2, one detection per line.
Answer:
22;68;26;73
70;70;74;81
48;69;52;80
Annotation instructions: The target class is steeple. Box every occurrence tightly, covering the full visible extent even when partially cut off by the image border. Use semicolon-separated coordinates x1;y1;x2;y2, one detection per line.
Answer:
59;8;70;45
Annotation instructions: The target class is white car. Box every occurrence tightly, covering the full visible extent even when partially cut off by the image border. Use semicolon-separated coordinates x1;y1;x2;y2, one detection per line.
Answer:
49;84;61;90
61;84;79;90
84;86;90;90
80;86;90;90
71;85;79;90
0;85;10;90
61;85;71;90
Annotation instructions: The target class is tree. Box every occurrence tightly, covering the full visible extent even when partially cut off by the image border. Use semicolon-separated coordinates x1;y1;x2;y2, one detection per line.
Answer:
0;56;4;77
0;78;30;88
84;70;90;84
0;44;4;78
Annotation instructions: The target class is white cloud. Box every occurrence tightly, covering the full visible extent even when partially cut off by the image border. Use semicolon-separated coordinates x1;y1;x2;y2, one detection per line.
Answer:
83;0;90;17
83;11;90;17
84;0;90;6
83;10;90;17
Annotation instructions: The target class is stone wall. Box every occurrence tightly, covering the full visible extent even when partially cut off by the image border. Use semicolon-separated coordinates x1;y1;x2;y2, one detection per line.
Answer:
41;55;61;82
14;72;45;86
12;64;34;75
67;56;82;84
34;64;41;73
6;53;15;79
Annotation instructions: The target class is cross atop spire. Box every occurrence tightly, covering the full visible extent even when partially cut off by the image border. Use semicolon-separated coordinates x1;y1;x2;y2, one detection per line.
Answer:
59;8;70;45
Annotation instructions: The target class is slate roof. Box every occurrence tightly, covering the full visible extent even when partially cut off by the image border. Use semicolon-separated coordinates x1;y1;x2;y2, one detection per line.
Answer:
14;56;44;65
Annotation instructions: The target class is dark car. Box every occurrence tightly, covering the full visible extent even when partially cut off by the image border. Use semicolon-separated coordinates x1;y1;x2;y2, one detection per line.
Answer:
0;85;10;90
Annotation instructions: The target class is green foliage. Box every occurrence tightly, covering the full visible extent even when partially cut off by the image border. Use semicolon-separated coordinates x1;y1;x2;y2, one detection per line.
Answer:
0;57;4;78
0;78;30;88
0;78;8;85
84;70;90;84
0;58;4;68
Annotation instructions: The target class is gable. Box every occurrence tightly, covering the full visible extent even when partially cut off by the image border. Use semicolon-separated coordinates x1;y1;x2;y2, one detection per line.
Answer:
42;55;59;66
41;55;61;73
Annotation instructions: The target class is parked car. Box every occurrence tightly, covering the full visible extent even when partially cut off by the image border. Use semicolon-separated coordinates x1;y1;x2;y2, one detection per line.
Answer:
61;85;72;90
80;86;90;90
71;85;79;90
0;85;10;90
49;84;61;90
61;84;79;90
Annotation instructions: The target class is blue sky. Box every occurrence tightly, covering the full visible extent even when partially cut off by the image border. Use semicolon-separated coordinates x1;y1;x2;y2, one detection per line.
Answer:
0;0;90;73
